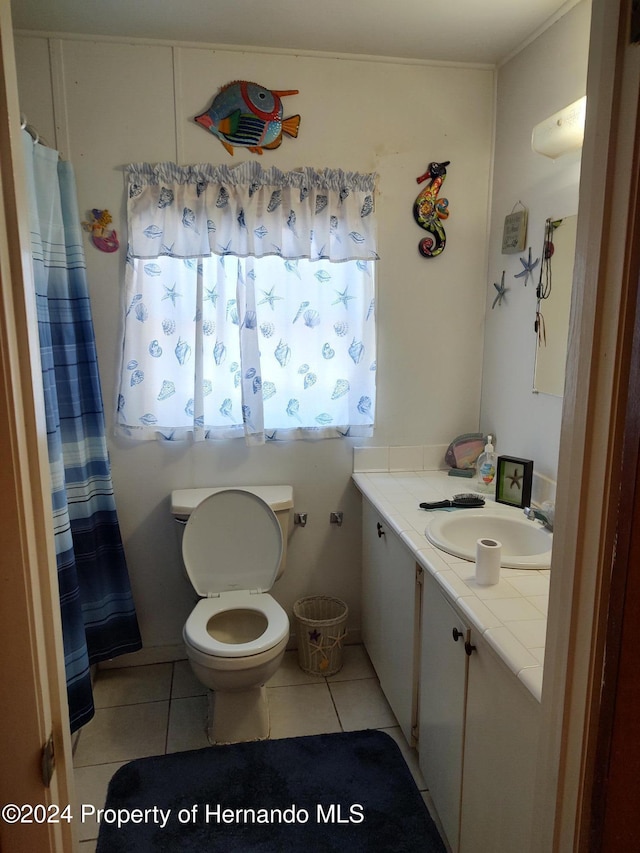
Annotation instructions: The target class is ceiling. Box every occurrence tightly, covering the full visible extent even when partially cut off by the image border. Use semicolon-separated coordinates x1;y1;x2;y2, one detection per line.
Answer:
12;0;579;66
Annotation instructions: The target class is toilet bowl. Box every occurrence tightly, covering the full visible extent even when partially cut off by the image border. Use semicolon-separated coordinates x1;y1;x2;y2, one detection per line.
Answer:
173;487;293;744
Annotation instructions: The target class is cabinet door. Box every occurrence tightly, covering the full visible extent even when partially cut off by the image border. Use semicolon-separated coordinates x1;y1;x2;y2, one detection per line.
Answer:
419;570;468;853
361;499;416;742
459;631;541;853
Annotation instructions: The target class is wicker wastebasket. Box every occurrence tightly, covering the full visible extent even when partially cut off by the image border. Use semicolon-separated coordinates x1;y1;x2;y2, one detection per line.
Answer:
293;595;349;676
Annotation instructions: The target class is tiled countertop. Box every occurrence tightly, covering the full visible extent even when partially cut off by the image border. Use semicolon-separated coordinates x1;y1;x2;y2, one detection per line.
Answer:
352;470;548;702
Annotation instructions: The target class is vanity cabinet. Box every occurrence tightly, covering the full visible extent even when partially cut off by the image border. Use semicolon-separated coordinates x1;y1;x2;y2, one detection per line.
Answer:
418;568;469;852
459;630;540;853
419;569;540;853
361;498;418;743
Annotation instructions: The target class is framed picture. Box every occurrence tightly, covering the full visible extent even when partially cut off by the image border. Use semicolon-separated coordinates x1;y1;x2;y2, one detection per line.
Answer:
495;456;533;508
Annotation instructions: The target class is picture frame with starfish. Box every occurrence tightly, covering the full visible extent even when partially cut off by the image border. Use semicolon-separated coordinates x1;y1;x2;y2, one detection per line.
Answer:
495;455;533;508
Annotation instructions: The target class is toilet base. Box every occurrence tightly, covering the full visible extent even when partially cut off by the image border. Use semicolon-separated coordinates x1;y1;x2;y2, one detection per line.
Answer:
207;686;269;744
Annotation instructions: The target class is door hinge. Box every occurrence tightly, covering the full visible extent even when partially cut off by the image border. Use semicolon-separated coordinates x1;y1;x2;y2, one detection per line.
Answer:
415;565;424;584
41;733;55;788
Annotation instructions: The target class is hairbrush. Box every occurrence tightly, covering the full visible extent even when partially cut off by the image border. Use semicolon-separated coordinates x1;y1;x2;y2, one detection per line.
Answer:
419;493;485;510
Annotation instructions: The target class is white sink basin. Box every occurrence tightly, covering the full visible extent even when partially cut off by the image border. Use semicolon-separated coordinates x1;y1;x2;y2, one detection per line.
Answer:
425;510;552;569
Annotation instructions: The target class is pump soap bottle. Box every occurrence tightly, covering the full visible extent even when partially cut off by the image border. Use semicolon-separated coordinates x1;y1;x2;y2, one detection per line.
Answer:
476;435;496;493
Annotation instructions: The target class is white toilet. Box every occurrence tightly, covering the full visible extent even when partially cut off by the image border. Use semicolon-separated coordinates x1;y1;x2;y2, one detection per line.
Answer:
170;486;293;744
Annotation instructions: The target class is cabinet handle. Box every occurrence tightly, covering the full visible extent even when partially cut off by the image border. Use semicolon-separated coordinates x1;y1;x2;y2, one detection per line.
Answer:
452;627;463;642
465;641;477;656
376;522;385;538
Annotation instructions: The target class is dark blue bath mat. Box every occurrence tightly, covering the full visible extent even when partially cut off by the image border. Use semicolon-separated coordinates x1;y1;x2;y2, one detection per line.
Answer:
96;729;445;852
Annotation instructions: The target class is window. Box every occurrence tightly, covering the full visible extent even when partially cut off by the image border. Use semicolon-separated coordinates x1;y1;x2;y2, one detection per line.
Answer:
116;163;378;443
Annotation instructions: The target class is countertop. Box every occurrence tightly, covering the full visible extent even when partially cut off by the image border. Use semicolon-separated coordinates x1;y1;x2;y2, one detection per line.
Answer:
352;470;548;701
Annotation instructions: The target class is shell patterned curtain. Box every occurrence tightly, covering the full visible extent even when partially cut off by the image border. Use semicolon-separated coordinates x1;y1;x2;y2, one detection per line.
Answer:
117;162;378;443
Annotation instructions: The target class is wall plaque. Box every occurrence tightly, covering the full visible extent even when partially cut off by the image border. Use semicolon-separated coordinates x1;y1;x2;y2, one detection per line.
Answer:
501;207;528;254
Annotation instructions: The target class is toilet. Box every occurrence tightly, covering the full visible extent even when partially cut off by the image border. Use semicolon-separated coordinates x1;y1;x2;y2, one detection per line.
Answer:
170;486;293;744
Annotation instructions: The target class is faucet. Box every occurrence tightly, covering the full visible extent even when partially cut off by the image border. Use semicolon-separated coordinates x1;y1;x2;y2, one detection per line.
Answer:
523;502;555;532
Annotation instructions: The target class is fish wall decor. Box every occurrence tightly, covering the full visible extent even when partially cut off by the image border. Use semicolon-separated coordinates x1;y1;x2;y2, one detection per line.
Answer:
194;81;300;156
413;161;450;258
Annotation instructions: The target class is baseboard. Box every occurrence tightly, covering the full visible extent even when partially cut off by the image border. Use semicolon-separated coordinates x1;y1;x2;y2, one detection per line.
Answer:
98;630;362;669
98;643;187;669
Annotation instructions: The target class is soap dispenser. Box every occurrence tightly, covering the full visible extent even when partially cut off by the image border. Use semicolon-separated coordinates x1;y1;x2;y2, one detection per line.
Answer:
476;435;497;493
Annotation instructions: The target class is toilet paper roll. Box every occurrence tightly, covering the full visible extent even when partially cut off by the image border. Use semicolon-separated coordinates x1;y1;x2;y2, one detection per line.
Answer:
475;537;502;585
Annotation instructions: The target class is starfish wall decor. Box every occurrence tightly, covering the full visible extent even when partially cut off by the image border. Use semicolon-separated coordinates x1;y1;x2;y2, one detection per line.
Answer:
492;271;509;309
514;247;540;287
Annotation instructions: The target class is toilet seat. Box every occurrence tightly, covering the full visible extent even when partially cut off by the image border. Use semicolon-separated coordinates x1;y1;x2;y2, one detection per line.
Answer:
184;591;289;658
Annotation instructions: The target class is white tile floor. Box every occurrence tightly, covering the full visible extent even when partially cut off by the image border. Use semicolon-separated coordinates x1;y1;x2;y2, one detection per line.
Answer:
74;645;446;851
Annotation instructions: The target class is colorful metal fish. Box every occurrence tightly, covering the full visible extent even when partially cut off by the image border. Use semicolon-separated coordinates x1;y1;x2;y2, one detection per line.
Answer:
413;161;450;258
194;81;301;156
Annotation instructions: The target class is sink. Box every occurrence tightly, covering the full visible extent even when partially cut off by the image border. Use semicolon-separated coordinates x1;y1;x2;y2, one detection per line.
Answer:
425;510;552;569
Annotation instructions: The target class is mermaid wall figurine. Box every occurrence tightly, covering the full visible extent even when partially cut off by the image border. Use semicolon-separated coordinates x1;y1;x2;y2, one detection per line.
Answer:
413;161;450;258
82;208;119;253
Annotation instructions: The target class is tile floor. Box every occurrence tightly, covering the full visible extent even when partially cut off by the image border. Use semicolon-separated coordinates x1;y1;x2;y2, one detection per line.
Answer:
74;644;447;851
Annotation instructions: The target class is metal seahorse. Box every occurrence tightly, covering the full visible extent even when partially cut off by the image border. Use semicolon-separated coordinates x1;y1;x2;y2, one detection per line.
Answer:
413;161;450;258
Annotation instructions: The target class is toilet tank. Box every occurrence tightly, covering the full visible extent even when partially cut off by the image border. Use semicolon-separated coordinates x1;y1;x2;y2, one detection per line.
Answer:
171;486;294;580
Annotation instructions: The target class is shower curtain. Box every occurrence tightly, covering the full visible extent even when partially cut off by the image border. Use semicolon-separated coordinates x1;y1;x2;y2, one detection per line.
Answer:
22;130;141;732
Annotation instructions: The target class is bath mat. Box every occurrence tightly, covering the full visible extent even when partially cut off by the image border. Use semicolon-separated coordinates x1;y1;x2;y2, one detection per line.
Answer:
96;729;445;852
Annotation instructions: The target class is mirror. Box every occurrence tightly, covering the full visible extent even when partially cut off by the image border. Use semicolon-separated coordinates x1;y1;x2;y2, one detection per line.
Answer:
533;214;577;397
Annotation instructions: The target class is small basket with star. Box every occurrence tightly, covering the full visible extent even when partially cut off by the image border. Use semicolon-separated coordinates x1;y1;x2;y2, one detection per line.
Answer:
293;595;349;676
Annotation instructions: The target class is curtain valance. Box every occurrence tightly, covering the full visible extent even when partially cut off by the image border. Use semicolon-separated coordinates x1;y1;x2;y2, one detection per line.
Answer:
126;162;378;263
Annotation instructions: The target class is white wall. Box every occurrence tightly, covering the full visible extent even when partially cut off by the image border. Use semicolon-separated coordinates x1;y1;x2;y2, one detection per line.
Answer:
480;1;591;489
14;35;494;651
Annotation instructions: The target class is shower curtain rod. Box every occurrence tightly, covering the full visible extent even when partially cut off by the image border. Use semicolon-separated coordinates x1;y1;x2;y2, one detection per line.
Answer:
20;114;62;158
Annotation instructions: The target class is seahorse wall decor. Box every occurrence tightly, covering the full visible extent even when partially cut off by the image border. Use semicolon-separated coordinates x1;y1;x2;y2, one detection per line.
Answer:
413;160;450;258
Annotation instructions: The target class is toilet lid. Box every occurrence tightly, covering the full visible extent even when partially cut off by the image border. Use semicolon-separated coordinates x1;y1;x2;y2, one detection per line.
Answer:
182;489;283;596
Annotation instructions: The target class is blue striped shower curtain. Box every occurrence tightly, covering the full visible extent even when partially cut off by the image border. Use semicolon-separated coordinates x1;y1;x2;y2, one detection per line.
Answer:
22;131;141;732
